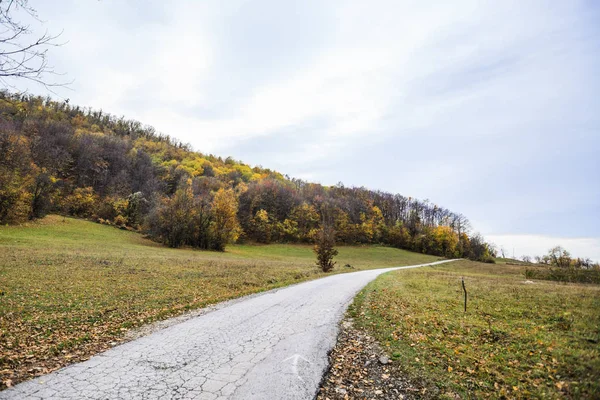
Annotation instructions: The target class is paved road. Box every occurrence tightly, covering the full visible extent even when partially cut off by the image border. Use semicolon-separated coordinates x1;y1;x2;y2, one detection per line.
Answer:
2;260;456;400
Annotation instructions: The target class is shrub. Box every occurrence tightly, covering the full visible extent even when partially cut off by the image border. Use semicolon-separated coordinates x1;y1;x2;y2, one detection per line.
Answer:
64;187;98;218
113;215;127;227
314;226;338;272
525;267;600;284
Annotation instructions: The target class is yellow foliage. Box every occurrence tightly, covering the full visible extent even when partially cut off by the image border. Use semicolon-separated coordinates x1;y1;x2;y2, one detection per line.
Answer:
181;158;205;176
65;187;98;217
210;188;241;246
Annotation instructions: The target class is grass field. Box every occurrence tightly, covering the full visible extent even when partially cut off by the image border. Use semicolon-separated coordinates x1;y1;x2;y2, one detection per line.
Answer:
350;260;600;399
0;215;439;389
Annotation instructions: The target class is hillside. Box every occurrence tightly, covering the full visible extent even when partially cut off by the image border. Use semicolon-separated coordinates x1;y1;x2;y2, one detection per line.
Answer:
0;215;439;388
0;91;494;260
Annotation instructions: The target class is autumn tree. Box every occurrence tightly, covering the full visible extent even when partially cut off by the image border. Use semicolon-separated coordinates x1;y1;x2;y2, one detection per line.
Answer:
29;169;55;219
314;224;338;272
431;225;459;258
124;191;148;228
469;233;495;263
384;222;411;249
63;187;98;218
289;202;319;242
359;206;385;243
331;207;353;243
0;126;32;222
252;209;272;244
210;188;240;251
546;246;572;268
148;180;196;248
192;194;212;249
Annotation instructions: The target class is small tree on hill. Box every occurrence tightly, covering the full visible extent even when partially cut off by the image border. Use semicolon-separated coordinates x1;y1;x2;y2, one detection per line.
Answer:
314;225;338;272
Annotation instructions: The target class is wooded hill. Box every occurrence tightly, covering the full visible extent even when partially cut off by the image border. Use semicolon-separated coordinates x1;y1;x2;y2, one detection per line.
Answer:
0;91;495;261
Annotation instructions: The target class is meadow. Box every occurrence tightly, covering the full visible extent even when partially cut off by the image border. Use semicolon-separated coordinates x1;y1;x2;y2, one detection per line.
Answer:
0;215;438;389
350;260;600;399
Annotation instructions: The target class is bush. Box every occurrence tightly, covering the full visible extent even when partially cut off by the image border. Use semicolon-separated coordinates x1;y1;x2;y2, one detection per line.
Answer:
314;226;338;272
113;215;127;227
64;187;98;217
525;267;600;284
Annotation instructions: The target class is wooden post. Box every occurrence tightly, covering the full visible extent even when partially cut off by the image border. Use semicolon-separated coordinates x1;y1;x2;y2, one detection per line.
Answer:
461;277;467;313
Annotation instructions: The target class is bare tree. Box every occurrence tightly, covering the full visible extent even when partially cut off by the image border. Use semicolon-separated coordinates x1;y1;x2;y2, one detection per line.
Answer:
500;246;507;258
0;0;67;89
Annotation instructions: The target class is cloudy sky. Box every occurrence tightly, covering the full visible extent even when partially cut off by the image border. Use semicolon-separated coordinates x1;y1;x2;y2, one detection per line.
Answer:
11;0;600;261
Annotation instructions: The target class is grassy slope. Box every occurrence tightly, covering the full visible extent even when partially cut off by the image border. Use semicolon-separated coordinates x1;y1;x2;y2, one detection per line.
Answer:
349;260;600;399
0;215;439;388
495;257;527;264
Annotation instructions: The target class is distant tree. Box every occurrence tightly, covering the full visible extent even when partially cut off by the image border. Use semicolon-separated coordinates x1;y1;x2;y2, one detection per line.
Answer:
0;125;33;223
547;246;572;268
130;150;159;196
124;192;148;228
334;209;355;244
529;248;599;270
314;224;338;272
534;255;543;264
457;232;471;259
500;247;507;258
281;218;299;242
192;195;212;250
0;0;67;89
289;202;319;242
210;188;240;251
148;180;195;248
29;170;54;219
384;222;411;250
64;187;98;218
469;233;495;263
202;163;215;177
29;120;73;174
360;206;385;243
431;225;460;258
522;255;532;263
252;209;272;244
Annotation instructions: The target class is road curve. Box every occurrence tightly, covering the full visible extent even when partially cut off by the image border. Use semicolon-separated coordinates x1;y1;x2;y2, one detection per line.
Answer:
1;260;456;400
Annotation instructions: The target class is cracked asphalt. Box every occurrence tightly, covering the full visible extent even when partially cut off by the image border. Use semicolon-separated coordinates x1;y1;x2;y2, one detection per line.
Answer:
1;260;455;400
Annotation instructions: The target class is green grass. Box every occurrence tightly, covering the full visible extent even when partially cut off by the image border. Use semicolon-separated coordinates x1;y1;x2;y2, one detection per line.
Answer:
349;260;600;399
495;257;526;264
0;215;438;388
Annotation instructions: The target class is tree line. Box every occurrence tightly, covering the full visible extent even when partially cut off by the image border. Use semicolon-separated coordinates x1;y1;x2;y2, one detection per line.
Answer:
0;91;496;261
523;247;600;284
522;247;599;270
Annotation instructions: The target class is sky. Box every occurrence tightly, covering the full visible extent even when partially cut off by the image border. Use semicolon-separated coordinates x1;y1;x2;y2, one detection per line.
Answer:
8;0;600;261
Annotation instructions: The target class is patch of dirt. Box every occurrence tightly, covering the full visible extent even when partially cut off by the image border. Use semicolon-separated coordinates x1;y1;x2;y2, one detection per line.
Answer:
317;318;437;400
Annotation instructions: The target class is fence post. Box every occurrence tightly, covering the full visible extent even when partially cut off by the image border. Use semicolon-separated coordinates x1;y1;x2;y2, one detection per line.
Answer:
461;277;467;313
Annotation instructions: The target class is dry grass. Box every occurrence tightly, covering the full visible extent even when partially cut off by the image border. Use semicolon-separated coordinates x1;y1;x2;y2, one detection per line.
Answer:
0;215;438;389
350;260;600;399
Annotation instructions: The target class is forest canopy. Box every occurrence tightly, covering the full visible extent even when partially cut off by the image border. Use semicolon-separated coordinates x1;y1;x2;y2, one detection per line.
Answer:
0;91;496;261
